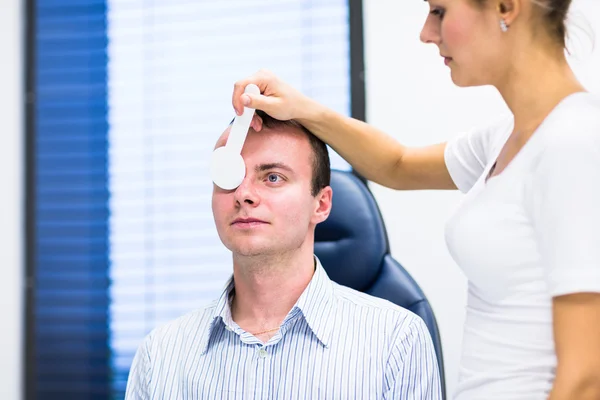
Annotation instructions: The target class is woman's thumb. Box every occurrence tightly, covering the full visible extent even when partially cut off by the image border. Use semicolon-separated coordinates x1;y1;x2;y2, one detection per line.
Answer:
242;93;274;112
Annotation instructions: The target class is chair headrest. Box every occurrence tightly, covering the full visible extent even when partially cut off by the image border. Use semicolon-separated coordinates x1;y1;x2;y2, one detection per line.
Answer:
314;170;388;291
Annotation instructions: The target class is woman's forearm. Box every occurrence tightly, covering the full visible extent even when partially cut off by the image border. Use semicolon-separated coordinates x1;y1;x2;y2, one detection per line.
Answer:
548;375;600;400
297;103;409;189
297;100;455;191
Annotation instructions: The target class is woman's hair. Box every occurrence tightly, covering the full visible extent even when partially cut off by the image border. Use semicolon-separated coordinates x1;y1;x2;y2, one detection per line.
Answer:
530;0;572;48
474;0;573;48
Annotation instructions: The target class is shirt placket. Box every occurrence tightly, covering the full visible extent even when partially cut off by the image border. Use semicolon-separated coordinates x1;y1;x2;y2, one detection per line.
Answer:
254;343;272;400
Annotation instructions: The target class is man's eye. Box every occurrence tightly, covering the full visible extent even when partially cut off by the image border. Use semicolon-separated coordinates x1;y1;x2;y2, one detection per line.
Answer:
267;174;281;183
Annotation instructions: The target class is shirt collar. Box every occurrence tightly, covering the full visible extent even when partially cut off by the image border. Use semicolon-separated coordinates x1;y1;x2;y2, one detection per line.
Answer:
199;255;336;354
199;277;235;355
293;256;335;347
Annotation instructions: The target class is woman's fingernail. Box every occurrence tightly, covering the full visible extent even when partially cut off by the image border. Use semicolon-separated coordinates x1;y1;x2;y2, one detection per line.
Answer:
242;94;250;106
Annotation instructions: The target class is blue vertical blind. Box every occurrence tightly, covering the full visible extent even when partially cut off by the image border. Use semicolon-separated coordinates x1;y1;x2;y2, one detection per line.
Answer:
32;0;111;399
32;0;354;398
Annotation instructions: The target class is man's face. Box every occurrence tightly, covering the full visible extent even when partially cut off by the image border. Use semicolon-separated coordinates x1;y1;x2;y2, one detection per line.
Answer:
211;125;332;257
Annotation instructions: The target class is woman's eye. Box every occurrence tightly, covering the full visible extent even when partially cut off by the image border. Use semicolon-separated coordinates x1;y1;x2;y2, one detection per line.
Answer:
430;7;445;18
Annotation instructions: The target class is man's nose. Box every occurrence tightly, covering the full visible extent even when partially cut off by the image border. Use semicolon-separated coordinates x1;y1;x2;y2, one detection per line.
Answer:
233;176;260;206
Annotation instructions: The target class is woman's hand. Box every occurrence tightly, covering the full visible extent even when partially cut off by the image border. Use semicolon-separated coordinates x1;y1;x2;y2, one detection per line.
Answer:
232;69;318;121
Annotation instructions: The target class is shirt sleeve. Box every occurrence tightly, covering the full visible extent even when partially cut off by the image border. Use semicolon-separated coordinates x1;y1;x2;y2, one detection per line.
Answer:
383;315;443;400
530;121;600;297
124;334;153;400
444;117;513;193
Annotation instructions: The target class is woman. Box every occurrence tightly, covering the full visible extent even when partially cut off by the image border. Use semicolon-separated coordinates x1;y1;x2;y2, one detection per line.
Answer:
231;0;600;399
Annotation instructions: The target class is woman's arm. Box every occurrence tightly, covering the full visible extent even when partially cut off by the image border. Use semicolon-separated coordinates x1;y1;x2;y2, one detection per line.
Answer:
233;70;457;191
526;111;600;399
548;293;600;400
301;107;456;190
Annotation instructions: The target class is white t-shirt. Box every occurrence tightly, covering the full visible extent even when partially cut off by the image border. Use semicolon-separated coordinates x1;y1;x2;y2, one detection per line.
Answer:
444;92;600;400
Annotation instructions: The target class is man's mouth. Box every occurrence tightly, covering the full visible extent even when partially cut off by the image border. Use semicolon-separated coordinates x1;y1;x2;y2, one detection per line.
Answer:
231;217;268;226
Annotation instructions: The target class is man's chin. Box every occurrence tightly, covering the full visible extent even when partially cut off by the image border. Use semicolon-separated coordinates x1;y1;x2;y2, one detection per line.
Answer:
234;251;283;261
225;241;273;257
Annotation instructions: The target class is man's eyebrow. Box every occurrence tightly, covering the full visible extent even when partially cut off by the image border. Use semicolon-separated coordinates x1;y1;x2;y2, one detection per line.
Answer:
255;162;294;173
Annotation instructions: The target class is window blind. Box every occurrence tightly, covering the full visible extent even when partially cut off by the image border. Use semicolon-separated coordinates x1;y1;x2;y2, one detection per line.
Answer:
107;0;352;397
29;0;111;399
29;0;357;398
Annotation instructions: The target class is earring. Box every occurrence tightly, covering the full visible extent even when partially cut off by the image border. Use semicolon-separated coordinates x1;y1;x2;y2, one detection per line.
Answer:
500;19;509;32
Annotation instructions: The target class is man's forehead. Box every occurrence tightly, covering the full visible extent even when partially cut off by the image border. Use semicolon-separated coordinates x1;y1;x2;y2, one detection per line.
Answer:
216;129;311;170
214;126;232;149
214;123;308;150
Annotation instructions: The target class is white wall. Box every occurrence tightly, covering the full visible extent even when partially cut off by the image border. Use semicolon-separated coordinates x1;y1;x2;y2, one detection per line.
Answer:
362;0;600;397
0;0;597;398
0;0;24;399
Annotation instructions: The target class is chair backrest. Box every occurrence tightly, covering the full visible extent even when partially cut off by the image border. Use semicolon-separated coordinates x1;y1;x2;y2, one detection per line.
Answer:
314;170;446;396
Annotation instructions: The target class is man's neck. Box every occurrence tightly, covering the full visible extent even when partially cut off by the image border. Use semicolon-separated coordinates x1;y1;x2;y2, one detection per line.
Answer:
229;249;316;335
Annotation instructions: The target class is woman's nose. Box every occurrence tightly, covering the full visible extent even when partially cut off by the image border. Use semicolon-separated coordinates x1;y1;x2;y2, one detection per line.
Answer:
420;17;441;45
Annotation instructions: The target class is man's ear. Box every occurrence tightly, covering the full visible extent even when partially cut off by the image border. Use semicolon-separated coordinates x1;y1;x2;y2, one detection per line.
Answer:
312;186;332;225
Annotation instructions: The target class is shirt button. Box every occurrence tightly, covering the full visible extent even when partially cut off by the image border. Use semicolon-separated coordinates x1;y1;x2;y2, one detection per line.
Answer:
258;349;268;358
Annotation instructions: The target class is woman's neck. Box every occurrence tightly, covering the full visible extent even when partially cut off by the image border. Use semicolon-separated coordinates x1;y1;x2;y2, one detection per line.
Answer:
496;45;585;133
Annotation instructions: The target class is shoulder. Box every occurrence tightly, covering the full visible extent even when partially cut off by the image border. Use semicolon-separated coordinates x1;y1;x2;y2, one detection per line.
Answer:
142;300;218;350
548;92;600;139
447;114;514;158
331;284;436;368
535;93;600;166
331;282;428;335
444;114;513;192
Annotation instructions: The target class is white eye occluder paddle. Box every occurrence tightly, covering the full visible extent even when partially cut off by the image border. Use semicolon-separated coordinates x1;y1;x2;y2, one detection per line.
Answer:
210;83;261;190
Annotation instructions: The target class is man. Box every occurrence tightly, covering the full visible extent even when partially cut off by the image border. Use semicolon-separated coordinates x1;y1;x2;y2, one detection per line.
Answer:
125;111;442;399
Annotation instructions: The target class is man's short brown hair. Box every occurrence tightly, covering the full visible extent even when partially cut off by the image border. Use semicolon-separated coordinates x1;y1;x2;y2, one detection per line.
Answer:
232;110;330;196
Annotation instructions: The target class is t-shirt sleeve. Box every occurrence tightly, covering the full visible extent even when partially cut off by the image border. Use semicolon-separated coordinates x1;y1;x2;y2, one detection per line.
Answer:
444;117;512;193
530;120;600;297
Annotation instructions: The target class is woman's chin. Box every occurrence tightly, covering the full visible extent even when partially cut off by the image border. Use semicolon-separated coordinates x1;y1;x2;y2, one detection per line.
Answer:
450;69;486;88
450;70;468;87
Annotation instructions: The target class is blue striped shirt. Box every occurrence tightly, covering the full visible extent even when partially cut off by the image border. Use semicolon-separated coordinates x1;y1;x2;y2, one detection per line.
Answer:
125;257;442;399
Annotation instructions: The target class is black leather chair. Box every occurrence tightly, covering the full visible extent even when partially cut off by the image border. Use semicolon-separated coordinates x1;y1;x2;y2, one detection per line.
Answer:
314;170;446;397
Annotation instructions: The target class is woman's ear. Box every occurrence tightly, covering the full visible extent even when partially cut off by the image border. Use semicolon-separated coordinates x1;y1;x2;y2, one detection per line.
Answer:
497;0;521;27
